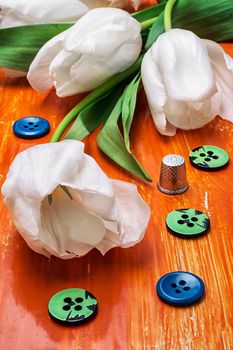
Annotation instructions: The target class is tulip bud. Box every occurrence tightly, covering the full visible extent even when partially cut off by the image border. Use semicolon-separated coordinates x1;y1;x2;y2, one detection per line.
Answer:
141;29;233;135
27;8;142;97
2;140;150;258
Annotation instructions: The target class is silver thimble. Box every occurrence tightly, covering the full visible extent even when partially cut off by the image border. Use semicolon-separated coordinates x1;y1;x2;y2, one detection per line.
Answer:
157;154;189;195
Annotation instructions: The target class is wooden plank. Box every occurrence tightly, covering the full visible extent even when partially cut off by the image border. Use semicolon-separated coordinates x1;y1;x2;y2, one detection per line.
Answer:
0;9;232;350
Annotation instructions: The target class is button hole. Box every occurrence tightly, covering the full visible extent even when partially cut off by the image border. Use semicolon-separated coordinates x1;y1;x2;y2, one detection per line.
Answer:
63;297;72;303
63;305;71;311
74;305;82;311
179;280;186;286
175;289;181;294
177;220;184;225
183;286;191;291
171;283;177;288
75;297;83;303
191;217;198;222
181;214;189;219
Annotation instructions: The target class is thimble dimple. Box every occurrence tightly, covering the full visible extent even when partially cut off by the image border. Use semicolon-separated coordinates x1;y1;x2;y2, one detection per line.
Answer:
157;154;189;195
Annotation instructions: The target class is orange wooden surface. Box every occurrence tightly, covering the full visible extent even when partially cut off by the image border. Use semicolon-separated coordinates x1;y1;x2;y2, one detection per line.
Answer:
0;7;233;350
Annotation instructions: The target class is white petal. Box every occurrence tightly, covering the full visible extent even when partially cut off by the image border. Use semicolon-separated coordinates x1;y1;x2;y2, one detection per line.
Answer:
1;141;114;258
28;7;141;96
27;31;66;92
0;0;89;28
2;140;150;258
65;8;141;54
141;46;176;136
153;29;217;102
96;180;150;255
204;39;233;123
164;94;221;130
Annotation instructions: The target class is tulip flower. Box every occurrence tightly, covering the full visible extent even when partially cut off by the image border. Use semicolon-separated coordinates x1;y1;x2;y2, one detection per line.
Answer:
27;8;142;97
141;29;233;136
0;0;140;29
0;0;89;28
1;140;150;258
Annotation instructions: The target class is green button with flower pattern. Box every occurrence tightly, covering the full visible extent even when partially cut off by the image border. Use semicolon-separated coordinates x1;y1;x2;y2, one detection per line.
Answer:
189;145;229;171
48;288;98;325
166;208;210;238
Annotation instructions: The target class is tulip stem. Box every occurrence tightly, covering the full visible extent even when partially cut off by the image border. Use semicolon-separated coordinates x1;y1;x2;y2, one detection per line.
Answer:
140;17;158;31
164;0;178;31
50;55;143;142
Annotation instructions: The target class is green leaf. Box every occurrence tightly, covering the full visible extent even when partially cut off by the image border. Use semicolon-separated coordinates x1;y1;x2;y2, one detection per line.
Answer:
132;2;166;22
64;85;123;140
121;73;141;152
145;0;233;49
97;96;152;182
0;23;72;71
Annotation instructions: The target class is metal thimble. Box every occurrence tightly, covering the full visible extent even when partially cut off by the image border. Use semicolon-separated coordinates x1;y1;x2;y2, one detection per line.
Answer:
157;154;189;195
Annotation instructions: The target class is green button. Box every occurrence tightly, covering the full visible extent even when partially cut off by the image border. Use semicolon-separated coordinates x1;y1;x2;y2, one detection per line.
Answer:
166;209;210;238
48;288;98;325
189;145;229;171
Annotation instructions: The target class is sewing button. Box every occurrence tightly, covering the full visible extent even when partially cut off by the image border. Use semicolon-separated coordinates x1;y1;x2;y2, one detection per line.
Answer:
48;288;98;325
156;271;205;306
13;116;50;139
189;145;229;170
166;208;210;238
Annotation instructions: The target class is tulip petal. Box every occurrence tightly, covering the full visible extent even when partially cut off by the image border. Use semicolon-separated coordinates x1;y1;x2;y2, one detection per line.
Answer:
141;47;176;135
52;8;141;95
204;39;233;123
154;29;217;102
164;94;221;130
27;31;66;92
0;0;89;28
141;28;226;134
5;190;105;258
96;180;150;254
2;140;150;258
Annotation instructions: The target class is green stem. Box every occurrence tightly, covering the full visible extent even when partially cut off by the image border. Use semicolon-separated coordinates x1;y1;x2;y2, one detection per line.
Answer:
50;55;143;142
164;0;178;31
140;17;158;31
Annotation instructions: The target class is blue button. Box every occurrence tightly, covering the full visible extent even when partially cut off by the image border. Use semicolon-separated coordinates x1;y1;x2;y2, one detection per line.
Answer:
156;271;205;306
13;116;50;139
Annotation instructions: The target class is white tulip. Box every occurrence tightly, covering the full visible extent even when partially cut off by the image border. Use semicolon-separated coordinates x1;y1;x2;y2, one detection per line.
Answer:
1;140;150;259
27;8;142;97
0;0;140;29
141;29;233;136
0;1;140;77
0;0;89;28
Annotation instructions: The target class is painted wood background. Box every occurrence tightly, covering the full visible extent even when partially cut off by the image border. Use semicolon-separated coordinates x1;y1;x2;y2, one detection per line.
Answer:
0;2;232;349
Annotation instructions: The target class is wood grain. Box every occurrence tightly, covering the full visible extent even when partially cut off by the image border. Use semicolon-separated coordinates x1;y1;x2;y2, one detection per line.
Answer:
0;5;233;350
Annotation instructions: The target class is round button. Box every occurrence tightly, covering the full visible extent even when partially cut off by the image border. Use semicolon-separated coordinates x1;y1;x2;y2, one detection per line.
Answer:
156;271;205;306
48;288;98;325
166;208;210;238
13;116;50;139
189;145;229;171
